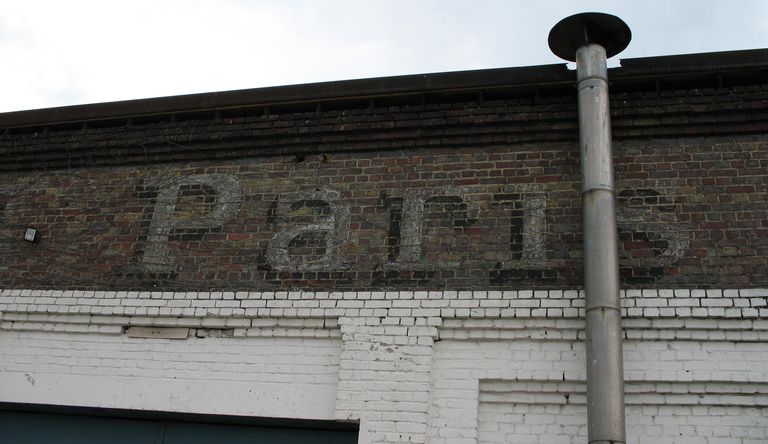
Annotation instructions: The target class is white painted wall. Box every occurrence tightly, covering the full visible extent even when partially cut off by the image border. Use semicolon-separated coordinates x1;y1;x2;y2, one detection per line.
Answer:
431;339;768;444
0;331;341;420
0;288;766;443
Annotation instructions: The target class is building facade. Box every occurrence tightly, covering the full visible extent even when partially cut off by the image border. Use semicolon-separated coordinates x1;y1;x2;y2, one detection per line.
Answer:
0;49;767;443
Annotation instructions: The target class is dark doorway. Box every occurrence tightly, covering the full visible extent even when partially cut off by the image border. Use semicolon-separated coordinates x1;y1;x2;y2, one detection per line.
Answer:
0;403;358;444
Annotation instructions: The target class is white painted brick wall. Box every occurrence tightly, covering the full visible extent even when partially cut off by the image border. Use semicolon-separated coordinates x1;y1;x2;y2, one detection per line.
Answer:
478;402;768;444
430;338;768;444
0;288;767;444
0;330;341;420
477;380;768;444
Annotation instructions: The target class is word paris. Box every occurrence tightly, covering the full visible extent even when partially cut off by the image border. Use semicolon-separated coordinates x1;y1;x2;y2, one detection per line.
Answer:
139;174;689;274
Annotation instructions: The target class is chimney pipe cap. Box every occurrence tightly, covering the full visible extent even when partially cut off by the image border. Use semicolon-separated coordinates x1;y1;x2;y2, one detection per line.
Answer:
548;12;631;62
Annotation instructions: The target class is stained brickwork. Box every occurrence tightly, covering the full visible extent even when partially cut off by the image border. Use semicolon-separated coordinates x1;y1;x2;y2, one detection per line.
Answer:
0;56;766;292
0;135;764;290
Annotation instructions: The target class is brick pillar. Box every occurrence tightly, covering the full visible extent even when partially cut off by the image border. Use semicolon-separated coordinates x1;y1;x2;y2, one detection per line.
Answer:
334;295;440;444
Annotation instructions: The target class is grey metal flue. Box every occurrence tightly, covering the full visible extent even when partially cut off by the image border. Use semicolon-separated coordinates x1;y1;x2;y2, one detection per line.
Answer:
548;12;632;444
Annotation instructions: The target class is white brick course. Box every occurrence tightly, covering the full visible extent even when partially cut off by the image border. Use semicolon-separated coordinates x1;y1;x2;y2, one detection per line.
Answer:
0;287;766;443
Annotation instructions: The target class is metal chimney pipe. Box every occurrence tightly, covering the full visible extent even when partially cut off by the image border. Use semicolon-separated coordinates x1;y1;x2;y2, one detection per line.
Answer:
548;13;631;444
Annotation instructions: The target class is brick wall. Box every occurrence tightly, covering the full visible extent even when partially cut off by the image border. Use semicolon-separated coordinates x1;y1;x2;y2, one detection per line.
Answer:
0;135;764;291
0;71;766;291
0;330;341;419
432;330;768;444
1;54;767;443
1;288;766;443
478;389;767;444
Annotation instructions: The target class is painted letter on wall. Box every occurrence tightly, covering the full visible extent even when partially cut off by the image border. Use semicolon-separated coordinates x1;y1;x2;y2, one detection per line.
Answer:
384;187;477;270
266;188;350;271
141;174;243;273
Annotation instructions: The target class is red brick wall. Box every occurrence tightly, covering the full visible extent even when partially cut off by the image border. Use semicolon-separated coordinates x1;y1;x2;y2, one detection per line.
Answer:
0;87;766;291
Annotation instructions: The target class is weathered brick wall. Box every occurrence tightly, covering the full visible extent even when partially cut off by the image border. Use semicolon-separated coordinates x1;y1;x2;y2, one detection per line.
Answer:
1;78;766;291
0;133;764;290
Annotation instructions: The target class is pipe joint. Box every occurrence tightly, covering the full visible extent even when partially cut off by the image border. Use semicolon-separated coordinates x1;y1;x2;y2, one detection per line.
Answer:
576;45;608;80
585;305;622;313
582;185;615;195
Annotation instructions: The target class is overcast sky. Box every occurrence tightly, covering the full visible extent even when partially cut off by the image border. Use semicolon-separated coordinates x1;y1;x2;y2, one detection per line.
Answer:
1;0;766;113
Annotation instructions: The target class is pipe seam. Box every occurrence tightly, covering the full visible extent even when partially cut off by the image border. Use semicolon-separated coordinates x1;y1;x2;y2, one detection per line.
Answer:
582;187;615;194
585;305;622;313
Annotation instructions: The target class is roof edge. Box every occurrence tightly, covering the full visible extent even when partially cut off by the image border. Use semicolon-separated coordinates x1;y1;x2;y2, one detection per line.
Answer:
1;48;767;129
0;64;571;128
615;48;768;74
